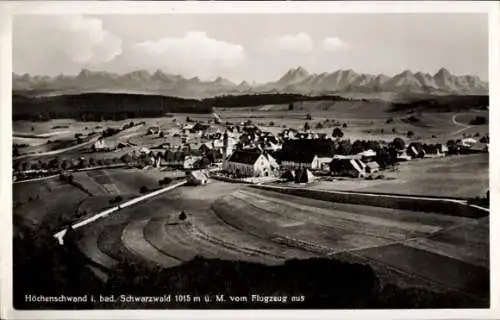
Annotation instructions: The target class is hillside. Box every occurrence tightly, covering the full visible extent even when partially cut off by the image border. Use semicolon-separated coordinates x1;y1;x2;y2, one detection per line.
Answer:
12;92;351;121
390;95;489;113
12;92;210;121
13;67;488;99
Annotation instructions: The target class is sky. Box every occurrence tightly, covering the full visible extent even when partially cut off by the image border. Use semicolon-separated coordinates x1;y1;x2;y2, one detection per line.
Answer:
13;13;488;83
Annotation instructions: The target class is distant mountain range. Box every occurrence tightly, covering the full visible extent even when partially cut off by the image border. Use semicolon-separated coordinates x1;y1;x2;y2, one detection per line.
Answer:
13;67;488;99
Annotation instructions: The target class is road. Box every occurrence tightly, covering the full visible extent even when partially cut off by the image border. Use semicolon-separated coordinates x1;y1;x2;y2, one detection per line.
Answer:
14;135;101;161
14;123;146;161
449;113;472;137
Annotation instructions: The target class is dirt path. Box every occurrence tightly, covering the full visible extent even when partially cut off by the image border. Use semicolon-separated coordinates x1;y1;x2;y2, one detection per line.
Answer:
449;113;472;137
14;135;101;161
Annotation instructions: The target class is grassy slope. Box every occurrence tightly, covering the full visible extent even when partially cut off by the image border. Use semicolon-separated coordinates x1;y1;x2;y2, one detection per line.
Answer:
312;154;488;199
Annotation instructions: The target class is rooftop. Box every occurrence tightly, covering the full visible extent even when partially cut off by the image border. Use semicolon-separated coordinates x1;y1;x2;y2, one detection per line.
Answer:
227;150;262;165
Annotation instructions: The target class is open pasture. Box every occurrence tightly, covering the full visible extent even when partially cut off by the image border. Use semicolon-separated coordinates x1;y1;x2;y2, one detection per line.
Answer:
73;168;171;197
310;154;488;199
216;100;488;143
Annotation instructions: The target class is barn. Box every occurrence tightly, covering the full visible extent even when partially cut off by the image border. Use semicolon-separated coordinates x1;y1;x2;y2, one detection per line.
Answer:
222;150;274;177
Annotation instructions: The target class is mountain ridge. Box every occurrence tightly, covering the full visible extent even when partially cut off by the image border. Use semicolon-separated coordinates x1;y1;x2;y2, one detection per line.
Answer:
13;67;488;99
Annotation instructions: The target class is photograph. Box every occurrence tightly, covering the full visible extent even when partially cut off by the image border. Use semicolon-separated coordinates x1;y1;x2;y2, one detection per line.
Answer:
2;1;497;318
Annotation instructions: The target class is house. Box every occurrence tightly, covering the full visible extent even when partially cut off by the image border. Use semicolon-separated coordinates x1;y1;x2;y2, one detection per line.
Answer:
184;156;202;169
280;128;298;140
147;126;161;135
461;138;477;148
424;148;445;158
294;167;315;184
93;139;113;152
117;142;130;149
191;122;210;133
264;152;280;171
222;150;274;177
407;144;426;159
187;169;209;185
280;153;319;170
329;156;367;178
314;156;334;171
199;142;213;155
357;149;377;162
468;142;489;153
365;161;380;173
397;150;412;161
279;138;336;170
149;154;161;168
212;112;222;124
281;170;296;181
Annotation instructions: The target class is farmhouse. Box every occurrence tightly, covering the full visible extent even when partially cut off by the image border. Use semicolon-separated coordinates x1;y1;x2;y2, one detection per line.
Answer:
184;156;202;169
190;122;210;133
147;126;161;135
279;138;336;170
397;150;412;161
357;149;377;162
365;161;380;173
280;129;298;140
187;169;209;185
199;141;222;156
150;154;161;168
92;139;113;152
424;147;445;158
222;150;274;177
467;142;489;153
281;170;296;181
461;138;477;148
329;156;367;178
294;167;315;184
407;144;426;159
280;153;318;170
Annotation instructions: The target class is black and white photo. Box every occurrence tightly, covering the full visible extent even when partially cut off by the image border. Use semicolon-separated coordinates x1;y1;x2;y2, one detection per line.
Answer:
1;1;498;319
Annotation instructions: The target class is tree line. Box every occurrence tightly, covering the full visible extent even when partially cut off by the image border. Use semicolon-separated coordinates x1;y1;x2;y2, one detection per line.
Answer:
13;92;212;121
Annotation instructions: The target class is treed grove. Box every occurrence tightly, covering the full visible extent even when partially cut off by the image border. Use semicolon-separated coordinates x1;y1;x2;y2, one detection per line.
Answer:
12;93;210;121
13;92;352;121
204;93;348;109
390;95;489;113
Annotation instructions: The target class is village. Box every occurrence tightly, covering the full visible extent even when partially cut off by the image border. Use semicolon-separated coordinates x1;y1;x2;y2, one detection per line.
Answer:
59;111;488;187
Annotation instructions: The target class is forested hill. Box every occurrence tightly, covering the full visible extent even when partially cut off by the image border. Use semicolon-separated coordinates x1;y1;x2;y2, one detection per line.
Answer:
12;92;349;121
204;93;348;108
12;92;208;121
390;95;489;113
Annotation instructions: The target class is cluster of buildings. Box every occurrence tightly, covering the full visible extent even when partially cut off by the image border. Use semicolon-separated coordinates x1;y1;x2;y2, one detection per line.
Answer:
90;117;489;182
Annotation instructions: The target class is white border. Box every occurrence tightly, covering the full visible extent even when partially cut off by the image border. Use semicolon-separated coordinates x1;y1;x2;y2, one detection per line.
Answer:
1;1;498;320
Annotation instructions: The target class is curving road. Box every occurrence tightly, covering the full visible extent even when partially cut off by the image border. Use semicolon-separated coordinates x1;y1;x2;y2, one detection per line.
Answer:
14;123;146;161
449;113;472;137
14;135;101;161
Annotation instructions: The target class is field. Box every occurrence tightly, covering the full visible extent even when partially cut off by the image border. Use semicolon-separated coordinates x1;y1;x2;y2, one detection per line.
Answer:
307;153;488;199
216;100;489;143
64;181;488;302
13;114;221;163
13;167;183;230
13;178;88;230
